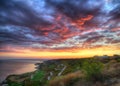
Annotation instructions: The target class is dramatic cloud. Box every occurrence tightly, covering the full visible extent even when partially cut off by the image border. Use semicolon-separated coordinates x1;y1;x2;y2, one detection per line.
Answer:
0;0;120;52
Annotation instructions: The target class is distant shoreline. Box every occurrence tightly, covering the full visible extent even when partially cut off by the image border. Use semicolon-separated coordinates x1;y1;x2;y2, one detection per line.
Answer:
0;59;43;83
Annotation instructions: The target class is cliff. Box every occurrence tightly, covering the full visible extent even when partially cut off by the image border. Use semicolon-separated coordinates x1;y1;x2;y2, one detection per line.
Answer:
1;55;120;86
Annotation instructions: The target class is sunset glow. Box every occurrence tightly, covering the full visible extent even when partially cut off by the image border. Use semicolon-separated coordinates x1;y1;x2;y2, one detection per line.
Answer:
0;45;120;59
0;0;120;59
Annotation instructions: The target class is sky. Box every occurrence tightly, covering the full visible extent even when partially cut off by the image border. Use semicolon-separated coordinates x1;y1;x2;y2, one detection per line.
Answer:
0;0;120;59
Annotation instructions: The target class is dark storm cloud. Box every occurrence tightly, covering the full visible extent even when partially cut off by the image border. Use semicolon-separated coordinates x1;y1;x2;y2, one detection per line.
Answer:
1;0;120;28
0;0;51;28
109;0;120;19
0;26;33;46
0;0;53;47
110;7;120;20
0;0;120;50
46;0;102;19
46;0;120;26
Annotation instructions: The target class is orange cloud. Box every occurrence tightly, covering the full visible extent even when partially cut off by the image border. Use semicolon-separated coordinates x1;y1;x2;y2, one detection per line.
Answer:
0;45;120;59
71;15;93;29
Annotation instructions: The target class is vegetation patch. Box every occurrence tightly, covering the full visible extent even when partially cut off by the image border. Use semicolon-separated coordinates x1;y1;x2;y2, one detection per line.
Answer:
2;55;120;86
31;70;45;81
82;59;104;82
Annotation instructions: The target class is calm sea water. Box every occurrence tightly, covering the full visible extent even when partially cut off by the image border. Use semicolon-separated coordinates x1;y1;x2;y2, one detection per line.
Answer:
0;59;42;83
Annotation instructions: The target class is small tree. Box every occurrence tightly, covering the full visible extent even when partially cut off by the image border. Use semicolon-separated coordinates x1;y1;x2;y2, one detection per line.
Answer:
82;59;104;82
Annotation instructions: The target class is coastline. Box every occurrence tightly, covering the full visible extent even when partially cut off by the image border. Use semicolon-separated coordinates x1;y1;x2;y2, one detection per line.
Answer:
0;59;42;84
1;55;120;86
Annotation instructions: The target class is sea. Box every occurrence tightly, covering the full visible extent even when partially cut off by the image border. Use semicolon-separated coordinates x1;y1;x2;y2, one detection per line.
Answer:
0;59;43;83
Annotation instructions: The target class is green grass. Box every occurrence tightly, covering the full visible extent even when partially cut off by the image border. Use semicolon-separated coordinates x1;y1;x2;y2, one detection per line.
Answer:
31;70;45;81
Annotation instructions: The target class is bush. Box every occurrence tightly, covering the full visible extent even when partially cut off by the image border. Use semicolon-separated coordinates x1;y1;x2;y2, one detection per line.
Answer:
8;82;22;86
24;79;41;86
82;59;104;82
116;58;120;62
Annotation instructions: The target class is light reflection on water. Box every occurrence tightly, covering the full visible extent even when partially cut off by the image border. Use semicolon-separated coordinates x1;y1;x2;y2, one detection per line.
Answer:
0;59;42;82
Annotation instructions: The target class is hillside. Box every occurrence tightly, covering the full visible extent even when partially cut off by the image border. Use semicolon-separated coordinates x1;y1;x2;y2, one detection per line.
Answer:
1;55;120;86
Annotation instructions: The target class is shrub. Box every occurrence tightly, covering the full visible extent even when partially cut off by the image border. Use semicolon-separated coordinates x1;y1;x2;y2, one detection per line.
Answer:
24;79;41;86
8;82;22;86
82;59;104;82
116;58;120;62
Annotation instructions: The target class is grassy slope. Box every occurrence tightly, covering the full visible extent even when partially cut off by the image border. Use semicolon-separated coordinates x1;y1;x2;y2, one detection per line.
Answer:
2;55;120;86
